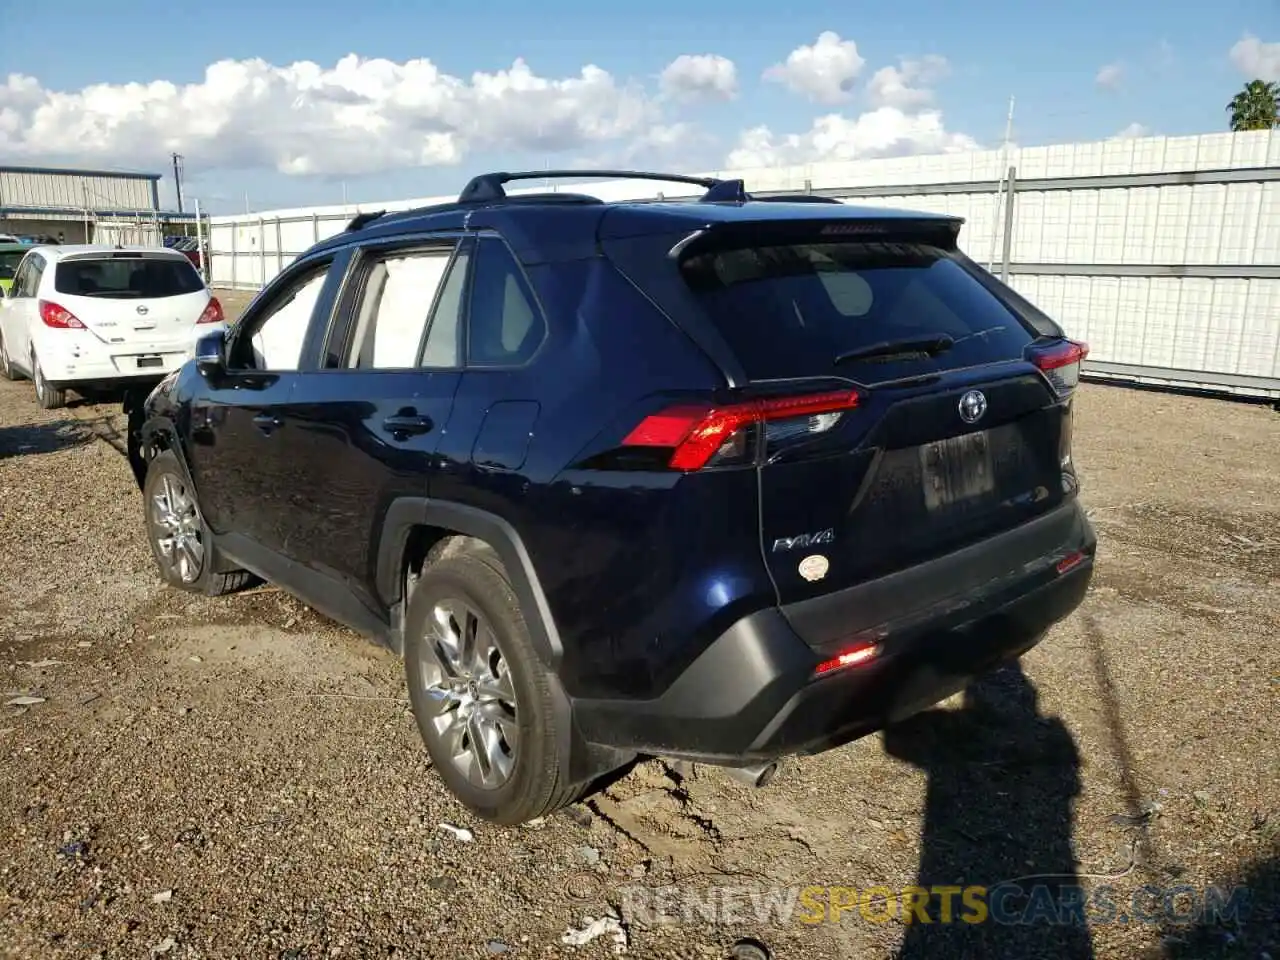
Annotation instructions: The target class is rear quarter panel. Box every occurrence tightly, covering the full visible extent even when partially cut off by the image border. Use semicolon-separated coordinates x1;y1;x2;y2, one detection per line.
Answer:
431;255;776;700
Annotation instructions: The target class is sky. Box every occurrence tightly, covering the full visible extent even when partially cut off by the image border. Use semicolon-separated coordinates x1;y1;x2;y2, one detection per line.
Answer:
2;0;1277;214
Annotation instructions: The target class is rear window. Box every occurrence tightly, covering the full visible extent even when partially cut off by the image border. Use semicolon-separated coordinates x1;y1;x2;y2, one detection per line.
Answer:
679;240;1035;381
0;252;21;281
54;257;205;299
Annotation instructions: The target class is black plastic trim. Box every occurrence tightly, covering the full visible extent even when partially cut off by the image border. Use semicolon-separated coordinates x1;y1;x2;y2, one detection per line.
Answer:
376;497;564;668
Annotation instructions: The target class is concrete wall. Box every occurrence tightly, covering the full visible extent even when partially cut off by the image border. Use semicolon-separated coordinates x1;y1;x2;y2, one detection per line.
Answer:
207;130;1280;398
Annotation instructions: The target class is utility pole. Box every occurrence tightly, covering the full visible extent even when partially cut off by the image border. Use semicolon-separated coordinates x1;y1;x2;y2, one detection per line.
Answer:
171;153;185;214
986;96;1015;271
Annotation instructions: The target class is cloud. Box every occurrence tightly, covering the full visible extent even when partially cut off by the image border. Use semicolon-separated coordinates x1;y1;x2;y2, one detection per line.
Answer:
1111;122;1150;139
0;54;667;178
659;54;737;102
1095;62;1124;91
866;55;951;109
1229;34;1280;81
764;31;866;104
727;107;979;169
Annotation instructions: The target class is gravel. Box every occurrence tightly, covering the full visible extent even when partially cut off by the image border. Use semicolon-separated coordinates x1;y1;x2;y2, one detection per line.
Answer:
1;299;1277;958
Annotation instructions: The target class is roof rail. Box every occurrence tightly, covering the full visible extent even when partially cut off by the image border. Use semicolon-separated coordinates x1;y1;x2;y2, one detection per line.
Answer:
748;193;845;205
458;170;723;204
702;179;748;203
345;210;387;231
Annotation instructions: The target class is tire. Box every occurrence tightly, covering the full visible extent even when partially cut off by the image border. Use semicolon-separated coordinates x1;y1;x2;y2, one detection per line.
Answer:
0;332;21;381
143;449;254;596
31;352;66;409
405;551;578;825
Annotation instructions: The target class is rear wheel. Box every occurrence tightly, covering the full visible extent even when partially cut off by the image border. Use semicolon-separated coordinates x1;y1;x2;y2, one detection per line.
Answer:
143;449;253;596
31;352;66;409
405;551;578;824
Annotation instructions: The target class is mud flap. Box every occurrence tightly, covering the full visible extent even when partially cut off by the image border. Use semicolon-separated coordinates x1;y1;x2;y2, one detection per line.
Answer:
121;387;150;491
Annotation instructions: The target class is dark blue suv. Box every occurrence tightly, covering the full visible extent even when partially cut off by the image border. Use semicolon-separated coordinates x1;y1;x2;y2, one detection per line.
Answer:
126;170;1097;824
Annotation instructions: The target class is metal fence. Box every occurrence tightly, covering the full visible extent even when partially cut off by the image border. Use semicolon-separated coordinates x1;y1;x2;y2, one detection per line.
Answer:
207;131;1280;399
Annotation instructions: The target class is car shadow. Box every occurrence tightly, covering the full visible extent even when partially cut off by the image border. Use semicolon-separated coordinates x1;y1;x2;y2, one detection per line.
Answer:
0;420;95;460
883;660;1095;959
1159;851;1278;958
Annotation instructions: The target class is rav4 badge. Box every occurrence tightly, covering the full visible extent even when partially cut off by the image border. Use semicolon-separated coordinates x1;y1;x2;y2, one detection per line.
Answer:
798;555;829;582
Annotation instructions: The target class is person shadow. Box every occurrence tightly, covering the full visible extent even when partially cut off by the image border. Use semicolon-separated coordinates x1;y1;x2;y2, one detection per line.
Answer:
883;660;1096;959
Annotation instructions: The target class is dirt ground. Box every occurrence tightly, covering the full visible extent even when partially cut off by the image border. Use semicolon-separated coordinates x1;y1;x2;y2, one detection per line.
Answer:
1;292;1277;959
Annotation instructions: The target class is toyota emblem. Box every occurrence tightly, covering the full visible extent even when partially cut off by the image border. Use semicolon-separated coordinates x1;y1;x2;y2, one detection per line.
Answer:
136;305;149;316
958;389;987;424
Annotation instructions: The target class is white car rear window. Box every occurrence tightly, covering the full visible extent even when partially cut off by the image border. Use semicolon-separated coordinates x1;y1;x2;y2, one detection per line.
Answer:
54;257;204;299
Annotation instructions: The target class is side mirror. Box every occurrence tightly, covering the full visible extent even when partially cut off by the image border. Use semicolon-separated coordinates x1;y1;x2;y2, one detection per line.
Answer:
194;328;227;378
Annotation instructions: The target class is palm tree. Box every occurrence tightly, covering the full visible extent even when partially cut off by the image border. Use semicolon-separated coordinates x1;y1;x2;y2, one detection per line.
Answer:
1227;79;1280;131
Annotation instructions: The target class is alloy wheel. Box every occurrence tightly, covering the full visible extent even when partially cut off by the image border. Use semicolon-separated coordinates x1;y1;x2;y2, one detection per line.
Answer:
150;473;205;583
417;599;519;789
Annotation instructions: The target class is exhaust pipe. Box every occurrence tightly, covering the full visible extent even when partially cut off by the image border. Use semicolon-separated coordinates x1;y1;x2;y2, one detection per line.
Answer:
721;761;780;788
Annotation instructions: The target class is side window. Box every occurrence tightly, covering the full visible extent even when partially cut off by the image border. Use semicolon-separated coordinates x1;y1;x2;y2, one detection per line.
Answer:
9;261;30;297
231;262;331;371
25;257;46;297
343;245;456;369
466;238;545;367
420;245;470;368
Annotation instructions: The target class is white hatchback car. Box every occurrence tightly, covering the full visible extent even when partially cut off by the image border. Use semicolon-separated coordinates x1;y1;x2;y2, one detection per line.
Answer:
0;245;225;408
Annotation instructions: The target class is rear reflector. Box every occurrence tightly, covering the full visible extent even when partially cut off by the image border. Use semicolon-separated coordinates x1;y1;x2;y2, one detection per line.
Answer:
623;389;861;471
38;301;84;329
814;639;881;676
196;297;224;325
1028;338;1088;396
1056;550;1086;574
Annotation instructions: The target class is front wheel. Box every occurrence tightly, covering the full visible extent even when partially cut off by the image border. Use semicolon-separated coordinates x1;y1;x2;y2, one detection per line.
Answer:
405;551;578;824
143;449;253;596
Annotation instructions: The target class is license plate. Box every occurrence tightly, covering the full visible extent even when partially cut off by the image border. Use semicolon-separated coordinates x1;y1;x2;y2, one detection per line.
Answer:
136;356;163;369
920;431;995;510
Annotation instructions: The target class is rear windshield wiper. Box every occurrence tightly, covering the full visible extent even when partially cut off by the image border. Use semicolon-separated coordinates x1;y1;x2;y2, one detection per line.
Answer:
833;335;954;366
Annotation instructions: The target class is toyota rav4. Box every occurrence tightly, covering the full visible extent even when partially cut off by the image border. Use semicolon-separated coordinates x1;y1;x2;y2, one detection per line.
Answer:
126;170;1097;824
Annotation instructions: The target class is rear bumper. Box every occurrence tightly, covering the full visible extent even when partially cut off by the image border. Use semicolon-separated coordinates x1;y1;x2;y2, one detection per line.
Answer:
573;500;1096;763
33;327;213;384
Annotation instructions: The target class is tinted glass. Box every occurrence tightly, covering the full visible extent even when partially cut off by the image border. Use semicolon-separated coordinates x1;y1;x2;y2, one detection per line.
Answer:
680;241;1035;382
0;252;21;281
54;257;205;299
467;239;544;367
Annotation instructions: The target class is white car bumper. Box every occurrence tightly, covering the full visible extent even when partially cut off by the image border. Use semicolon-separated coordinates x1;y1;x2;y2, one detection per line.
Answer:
33;325;224;384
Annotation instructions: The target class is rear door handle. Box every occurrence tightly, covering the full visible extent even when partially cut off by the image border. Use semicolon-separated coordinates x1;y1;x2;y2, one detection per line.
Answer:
253;413;283;433
382;414;434;438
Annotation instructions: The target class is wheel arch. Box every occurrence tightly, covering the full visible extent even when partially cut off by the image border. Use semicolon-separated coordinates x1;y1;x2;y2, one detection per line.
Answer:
130;413;187;492
378;498;564;670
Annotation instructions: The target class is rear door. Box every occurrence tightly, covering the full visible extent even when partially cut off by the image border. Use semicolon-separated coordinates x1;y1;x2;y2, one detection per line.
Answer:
271;235;469;614
46;251;213;373
606;217;1071;605
2;253;45;366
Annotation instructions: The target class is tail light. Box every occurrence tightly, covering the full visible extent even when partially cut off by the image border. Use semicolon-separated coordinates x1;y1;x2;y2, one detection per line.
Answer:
1027;338;1088;398
622;389;862;471
196;297;224;325
1027;337;1088;494
38;301;84;329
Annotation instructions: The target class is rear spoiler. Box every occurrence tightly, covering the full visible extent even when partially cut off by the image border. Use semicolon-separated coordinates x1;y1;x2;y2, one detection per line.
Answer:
58;250;188;262
667;216;965;260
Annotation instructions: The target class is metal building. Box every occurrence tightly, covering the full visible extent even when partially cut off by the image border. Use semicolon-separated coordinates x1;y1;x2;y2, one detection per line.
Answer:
0;164;164;243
